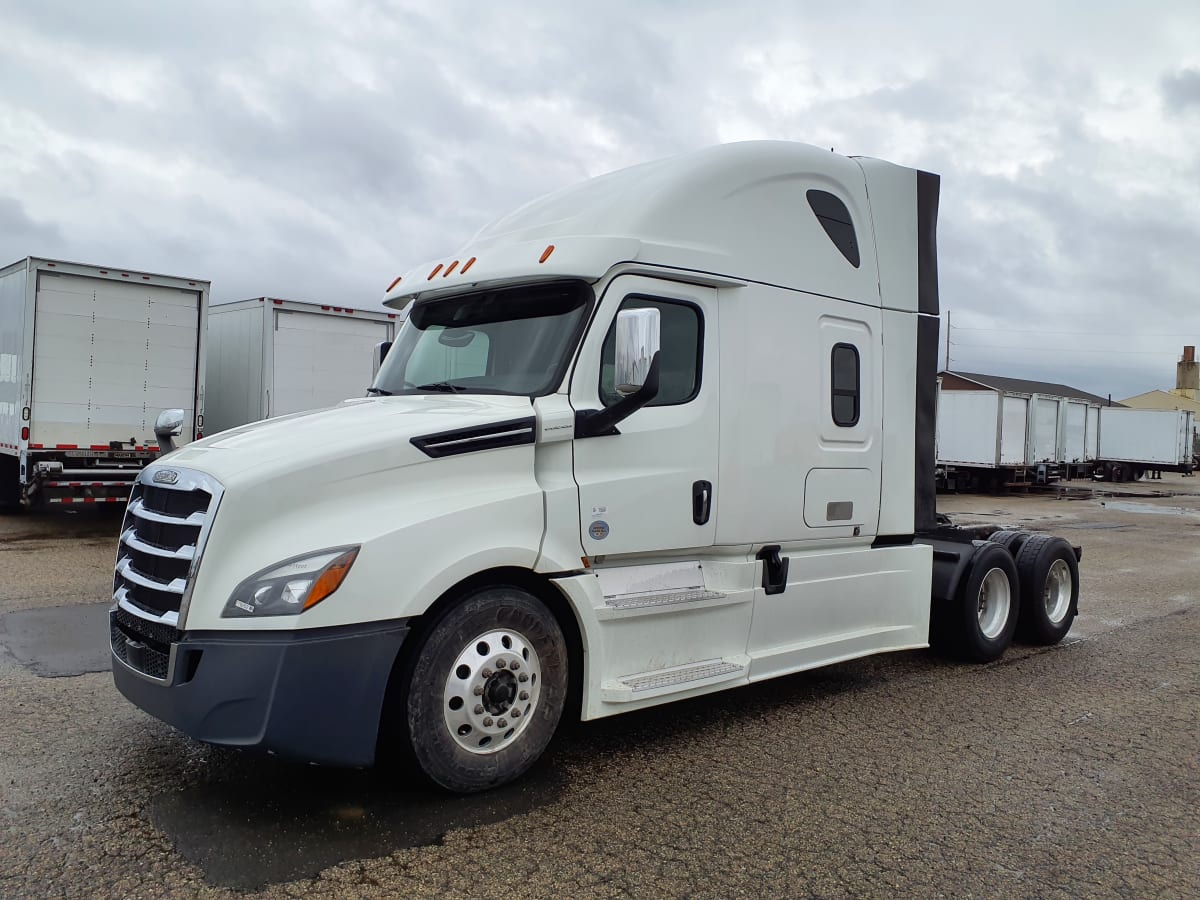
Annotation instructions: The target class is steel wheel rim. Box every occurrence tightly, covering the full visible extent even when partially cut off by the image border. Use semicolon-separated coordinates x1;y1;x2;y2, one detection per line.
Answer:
443;628;542;755
1044;559;1073;624
977;567;1011;640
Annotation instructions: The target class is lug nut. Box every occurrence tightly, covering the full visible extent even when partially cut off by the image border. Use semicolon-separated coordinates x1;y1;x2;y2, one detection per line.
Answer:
497;718;507;728
496;659;506;669
473;685;484;696
511;708;521;718
474;705;484;715
510;661;520;671
518;672;529;682
483;717;494;727
519;691;529;701
482;668;493;679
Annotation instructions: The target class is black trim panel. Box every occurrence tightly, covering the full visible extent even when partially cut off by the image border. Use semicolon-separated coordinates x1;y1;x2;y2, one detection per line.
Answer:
916;171;941;316
411;416;536;458
915;314;939;532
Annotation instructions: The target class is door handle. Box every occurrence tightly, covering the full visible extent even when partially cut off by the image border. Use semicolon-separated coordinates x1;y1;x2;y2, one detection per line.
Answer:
692;480;712;525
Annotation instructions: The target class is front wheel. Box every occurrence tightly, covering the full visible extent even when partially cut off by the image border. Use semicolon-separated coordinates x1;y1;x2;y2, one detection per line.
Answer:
401;586;568;793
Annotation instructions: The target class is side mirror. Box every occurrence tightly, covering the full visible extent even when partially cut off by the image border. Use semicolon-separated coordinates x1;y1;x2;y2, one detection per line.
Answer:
614;308;661;395
576;308;662;439
154;408;185;454
372;341;393;377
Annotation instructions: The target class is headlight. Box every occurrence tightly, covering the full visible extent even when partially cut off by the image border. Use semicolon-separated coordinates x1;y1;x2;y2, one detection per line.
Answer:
222;547;360;618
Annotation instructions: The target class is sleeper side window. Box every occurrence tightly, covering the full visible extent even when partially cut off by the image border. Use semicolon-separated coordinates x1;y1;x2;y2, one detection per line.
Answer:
831;343;860;426
599;297;702;407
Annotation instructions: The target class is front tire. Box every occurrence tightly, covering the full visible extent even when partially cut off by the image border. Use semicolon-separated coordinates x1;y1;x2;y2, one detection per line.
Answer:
402;586;567;793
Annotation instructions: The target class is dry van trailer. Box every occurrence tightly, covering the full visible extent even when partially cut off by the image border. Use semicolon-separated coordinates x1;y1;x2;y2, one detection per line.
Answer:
205;298;401;435
1092;407;1195;481
0;257;207;508
936;389;1099;491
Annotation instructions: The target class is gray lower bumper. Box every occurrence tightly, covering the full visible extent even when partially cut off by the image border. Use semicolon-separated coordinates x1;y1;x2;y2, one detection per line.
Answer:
111;611;410;767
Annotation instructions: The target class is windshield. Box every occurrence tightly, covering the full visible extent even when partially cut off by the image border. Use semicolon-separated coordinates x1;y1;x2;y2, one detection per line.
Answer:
371;281;593;397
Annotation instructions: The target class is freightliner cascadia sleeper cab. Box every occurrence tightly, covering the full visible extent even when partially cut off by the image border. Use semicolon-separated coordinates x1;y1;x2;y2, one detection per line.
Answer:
111;142;1081;792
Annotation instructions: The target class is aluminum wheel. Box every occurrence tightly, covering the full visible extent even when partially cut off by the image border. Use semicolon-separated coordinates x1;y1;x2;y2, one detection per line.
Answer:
442;628;542;755
976;567;1012;640
1043;558;1073;624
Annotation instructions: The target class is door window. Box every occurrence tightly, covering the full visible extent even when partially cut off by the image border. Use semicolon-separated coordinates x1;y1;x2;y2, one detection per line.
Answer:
831;343;860;426
599;297;702;407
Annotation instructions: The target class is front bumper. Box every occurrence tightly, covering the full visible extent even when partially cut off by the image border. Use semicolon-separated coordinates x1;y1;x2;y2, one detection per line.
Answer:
110;608;409;766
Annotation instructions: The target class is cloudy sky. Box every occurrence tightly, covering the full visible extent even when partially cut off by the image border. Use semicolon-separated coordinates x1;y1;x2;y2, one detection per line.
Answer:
2;0;1198;400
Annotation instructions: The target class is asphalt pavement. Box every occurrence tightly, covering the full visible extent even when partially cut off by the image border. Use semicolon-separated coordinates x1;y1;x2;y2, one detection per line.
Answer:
0;479;1197;898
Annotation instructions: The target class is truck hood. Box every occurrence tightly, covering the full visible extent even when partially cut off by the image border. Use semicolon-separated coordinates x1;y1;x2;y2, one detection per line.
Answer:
162;394;536;487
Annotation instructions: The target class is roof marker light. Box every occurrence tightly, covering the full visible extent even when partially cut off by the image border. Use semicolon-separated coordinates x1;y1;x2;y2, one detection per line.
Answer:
428;263;443;280
539;245;555;263
386;275;403;292
273;299;283;305
443;260;459;277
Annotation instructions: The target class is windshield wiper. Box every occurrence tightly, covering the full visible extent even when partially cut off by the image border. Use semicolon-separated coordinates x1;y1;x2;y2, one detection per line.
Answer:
415;381;468;393
366;387;392;396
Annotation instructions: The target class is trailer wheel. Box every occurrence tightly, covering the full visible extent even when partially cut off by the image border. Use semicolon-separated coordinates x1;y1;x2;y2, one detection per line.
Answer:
400;586;567;793
947;543;1020;663
1014;534;1079;645
987;529;1030;555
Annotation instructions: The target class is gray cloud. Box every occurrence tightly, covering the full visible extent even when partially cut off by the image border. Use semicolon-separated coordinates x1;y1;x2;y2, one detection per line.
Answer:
1162;67;1200;111
0;0;1198;401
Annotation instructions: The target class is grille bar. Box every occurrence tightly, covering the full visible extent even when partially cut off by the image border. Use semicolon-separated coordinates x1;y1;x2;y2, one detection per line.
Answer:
120;527;196;561
116;556;187;595
128;498;208;526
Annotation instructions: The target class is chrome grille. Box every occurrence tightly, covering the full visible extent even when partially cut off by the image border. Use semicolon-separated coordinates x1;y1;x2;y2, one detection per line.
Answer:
113;467;222;626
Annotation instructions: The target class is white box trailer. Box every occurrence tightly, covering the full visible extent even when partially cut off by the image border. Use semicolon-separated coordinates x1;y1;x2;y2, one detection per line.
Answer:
937;388;1098;489
205;298;401;434
0;257;207;508
1094;407;1196;480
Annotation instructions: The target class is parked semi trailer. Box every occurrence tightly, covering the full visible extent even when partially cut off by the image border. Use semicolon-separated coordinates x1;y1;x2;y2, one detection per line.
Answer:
0;257;207;508
110;142;1082;792
205;298;401;433
1092;407;1195;481
936;381;1099;490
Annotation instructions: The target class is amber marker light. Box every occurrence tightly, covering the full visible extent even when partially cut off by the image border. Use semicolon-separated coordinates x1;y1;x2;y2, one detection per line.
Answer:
303;548;360;610
428;263;444;280
539;244;555;263
386;275;403;292
461;256;477;274
443;260;459;277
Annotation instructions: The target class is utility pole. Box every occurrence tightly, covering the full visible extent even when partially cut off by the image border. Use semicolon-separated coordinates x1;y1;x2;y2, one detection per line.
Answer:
944;308;950;371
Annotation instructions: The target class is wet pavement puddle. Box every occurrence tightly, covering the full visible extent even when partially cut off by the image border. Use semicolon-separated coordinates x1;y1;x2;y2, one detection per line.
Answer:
144;759;565;889
0;602;111;676
1100;500;1200;517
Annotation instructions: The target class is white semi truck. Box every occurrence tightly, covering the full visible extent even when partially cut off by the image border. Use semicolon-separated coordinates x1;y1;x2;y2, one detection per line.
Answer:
205;298;402;433
0;257;207;508
110;142;1081;792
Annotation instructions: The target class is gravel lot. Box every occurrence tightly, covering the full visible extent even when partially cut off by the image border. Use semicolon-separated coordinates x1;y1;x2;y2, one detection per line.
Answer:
1;478;1197;898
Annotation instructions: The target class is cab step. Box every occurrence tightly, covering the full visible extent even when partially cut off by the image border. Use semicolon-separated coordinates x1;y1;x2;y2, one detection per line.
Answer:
600;656;749;702
597;587;741;620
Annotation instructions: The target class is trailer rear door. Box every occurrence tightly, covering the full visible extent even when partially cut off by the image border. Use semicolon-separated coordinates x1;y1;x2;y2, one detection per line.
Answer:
999;396;1029;465
30;272;200;447
270;309;391;417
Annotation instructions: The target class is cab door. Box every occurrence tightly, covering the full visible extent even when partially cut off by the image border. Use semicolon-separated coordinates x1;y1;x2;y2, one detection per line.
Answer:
571;275;719;558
